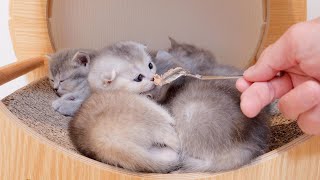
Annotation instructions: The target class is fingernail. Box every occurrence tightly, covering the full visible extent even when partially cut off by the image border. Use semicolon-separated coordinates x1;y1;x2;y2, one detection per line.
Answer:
236;78;250;93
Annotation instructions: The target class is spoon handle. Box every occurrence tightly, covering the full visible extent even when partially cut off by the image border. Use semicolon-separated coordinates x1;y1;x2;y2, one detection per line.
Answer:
194;71;284;80
197;75;243;80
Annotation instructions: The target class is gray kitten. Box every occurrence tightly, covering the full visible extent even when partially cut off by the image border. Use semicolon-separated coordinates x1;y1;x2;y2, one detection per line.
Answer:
69;41;181;173
168;37;217;74
47;49;96;116
147;39;271;172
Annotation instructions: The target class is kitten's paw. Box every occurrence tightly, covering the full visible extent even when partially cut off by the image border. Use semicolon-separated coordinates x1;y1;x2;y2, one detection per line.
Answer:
52;99;79;116
145;124;181;172
148;144;181;170
146;85;171;102
144;93;154;99
52;99;62;111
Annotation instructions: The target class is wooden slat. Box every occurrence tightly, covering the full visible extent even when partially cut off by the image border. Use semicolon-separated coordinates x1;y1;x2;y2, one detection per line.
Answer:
257;0;307;58
0;57;44;86
9;0;53;82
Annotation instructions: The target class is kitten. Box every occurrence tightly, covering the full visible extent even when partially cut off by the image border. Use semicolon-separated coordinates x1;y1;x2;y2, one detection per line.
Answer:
167;38;279;114
47;49;96;116
69;41;181;173
88;41;156;93
147;39;271;173
167;37;217;74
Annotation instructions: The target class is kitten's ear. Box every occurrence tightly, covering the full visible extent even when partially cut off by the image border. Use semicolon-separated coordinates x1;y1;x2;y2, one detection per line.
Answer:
156;50;172;60
141;43;147;48
101;69;117;86
139;43;148;51
168;37;179;48
72;51;91;67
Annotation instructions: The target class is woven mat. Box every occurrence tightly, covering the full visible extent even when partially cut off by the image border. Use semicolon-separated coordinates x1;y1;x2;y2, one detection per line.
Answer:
1;78;303;152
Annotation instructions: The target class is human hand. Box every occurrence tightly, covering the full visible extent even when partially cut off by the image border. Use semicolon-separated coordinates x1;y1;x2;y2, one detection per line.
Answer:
236;18;320;135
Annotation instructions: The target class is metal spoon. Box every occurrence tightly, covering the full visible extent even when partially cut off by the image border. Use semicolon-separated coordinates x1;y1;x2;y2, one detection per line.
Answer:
153;67;284;86
153;67;242;86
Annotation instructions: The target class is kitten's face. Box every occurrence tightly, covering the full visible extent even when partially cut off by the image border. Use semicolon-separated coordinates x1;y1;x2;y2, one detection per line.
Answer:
88;41;156;93
48;49;94;96
143;50;180;102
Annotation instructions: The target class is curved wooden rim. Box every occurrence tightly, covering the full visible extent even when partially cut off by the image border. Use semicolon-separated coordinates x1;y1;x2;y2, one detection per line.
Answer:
7;0;311;179
0;101;314;179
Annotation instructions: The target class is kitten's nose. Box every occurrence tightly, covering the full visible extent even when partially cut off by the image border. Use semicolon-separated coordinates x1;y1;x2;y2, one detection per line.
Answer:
54;88;58;92
151;77;154;81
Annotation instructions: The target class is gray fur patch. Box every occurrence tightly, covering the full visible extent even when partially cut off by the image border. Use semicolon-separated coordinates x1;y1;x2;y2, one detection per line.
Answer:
99;42;145;62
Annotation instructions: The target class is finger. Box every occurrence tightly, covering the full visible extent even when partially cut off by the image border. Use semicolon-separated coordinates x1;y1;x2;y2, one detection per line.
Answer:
240;74;293;118
244;20;320;81
236;77;252;93
278;80;320;120
297;104;320;135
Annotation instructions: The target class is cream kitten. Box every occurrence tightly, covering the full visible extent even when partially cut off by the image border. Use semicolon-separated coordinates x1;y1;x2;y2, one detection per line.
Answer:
69;41;181;173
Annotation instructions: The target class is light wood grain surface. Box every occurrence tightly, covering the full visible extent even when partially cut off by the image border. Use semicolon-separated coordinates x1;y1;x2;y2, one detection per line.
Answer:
1;100;319;180
9;0;53;83
256;0;307;59
3;0;318;179
0;57;44;86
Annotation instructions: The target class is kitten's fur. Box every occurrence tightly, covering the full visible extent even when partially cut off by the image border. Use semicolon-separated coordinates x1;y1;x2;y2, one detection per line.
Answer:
88;41;156;93
69;41;181;173
147;38;271;172
48;49;96;116
167;37;217;74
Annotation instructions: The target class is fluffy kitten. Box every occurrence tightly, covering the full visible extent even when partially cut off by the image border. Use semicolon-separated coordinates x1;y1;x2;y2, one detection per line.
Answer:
167;37;217;74
148;39;271;173
69;41;181;173
48;49;96;116
88;41;156;93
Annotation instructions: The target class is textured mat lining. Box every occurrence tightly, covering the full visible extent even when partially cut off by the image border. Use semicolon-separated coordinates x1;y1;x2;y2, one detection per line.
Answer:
1;78;304;153
2;78;75;151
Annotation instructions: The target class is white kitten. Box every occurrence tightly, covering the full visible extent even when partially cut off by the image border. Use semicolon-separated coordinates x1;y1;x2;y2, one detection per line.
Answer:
88;41;156;93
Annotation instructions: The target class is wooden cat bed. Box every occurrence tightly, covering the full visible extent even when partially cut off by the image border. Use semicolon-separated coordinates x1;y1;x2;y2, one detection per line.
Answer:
1;0;319;179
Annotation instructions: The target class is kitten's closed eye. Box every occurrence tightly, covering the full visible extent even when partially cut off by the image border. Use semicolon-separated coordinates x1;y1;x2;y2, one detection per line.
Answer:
134;74;144;82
